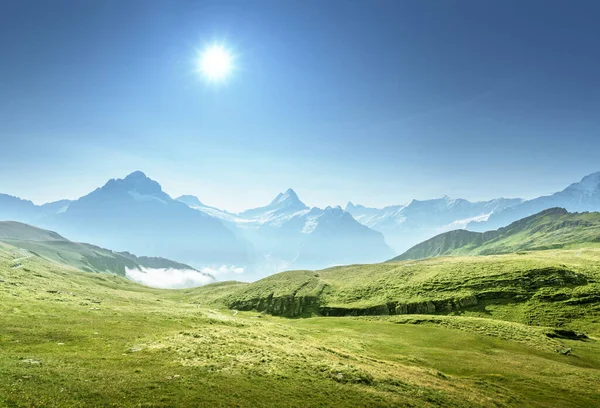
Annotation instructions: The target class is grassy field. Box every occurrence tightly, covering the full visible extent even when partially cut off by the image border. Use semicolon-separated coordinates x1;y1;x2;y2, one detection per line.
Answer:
2;241;600;406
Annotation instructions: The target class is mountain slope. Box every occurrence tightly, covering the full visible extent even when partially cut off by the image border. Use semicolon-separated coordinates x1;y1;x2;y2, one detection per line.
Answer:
42;171;251;268
0;194;39;222
469;171;600;231
346;196;523;253
0;221;211;283
194;246;600;339
293;206;394;269
238;188;309;221
391;208;600;261
0;194;71;223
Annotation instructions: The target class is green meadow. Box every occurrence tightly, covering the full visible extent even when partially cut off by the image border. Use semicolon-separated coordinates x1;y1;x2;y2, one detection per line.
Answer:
1;241;600;407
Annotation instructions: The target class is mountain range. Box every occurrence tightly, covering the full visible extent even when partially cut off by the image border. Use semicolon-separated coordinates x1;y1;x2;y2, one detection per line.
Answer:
2;170;600;282
345;196;524;253
176;188;394;272
468;171;600;231
0;172;393;280
391;207;600;261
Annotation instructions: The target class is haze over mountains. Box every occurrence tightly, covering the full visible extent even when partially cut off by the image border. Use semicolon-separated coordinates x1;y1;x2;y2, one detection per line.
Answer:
345;196;524;253
1;170;600;283
176;187;394;272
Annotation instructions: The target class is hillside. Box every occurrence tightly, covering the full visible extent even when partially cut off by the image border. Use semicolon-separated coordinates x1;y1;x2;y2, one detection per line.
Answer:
1;241;599;407
392;208;600;261
187;247;600;341
0;221;210;281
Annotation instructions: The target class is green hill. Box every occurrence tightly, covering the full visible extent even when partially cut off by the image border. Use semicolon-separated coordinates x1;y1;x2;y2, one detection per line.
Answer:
391;208;600;261
1;241;600;407
0;221;199;276
186;247;600;336
0;220;67;241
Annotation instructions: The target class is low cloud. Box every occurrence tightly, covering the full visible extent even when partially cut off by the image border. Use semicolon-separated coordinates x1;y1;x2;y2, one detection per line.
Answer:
125;267;214;289
200;265;245;276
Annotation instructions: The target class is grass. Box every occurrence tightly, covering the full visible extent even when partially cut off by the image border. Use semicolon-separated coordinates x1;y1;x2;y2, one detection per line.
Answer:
0;221;197;276
194;247;600;337
1;241;600;406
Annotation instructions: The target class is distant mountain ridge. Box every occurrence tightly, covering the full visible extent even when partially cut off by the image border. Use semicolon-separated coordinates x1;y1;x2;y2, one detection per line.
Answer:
390;208;600;261
0;173;393;280
468;172;600;231
345;196;523;253
40;171;251;269
0;194;71;223
3;169;600;282
177;191;394;274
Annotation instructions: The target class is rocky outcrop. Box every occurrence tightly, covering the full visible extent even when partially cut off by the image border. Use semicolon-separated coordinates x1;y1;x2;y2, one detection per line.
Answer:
228;295;320;317
319;295;479;317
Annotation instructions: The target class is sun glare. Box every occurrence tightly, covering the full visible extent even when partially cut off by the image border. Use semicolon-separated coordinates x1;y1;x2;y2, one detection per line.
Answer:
197;45;233;81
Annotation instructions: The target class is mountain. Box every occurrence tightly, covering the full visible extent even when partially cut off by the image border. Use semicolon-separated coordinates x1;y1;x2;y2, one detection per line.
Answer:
41;171;251;268
0;194;39;222
391;208;600;261
175;195;239;223
346;196;523;253
293;206;394;269
0;221;212;285
178;189;394;275
469;172;600;231
238;188;309;221
0;194;71;223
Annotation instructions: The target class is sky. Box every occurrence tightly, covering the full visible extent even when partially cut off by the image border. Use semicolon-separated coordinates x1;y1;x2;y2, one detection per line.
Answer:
1;0;600;212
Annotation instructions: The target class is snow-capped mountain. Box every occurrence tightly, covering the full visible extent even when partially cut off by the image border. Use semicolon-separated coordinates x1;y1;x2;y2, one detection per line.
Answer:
293;205;394;269
4;169;600;282
176;195;239;223
346;196;523;253
468;171;600;231
177;189;394;275
238;188;309;222
41;171;252;268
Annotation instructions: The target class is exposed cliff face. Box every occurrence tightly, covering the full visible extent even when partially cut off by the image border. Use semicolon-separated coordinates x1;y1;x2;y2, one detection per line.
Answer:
228;295;321;317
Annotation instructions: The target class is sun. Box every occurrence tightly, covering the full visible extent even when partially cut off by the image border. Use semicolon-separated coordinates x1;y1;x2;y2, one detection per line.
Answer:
197;45;233;81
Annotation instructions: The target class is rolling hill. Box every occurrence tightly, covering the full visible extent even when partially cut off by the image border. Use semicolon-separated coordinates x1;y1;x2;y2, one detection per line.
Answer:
187;246;600;339
392;208;600;261
0;221;212;282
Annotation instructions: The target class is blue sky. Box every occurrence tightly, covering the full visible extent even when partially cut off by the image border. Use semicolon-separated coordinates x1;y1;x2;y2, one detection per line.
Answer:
1;0;599;212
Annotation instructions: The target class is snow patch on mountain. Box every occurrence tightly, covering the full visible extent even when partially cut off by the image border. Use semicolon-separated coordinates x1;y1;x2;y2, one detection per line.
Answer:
437;213;492;233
